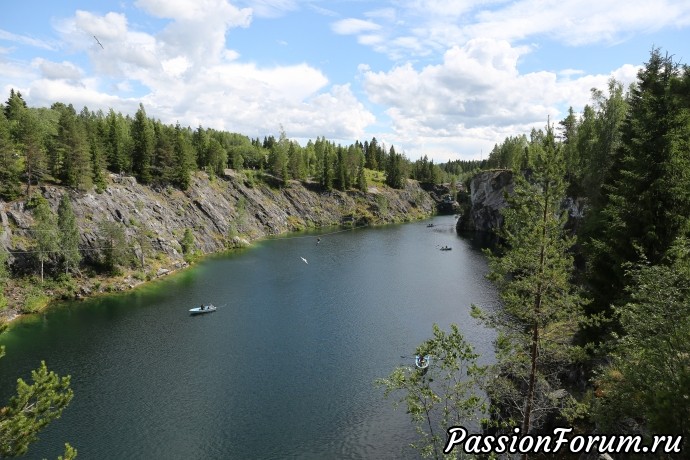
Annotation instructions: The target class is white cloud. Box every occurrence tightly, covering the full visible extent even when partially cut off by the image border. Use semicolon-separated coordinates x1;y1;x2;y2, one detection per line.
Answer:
332;18;382;35
135;0;252;25
338;0;690;59
469;0;690;45
361;38;639;160
16;6;375;144
34;59;83;80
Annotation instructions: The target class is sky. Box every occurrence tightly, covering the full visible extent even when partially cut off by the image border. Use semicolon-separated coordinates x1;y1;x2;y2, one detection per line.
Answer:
1;1;689;162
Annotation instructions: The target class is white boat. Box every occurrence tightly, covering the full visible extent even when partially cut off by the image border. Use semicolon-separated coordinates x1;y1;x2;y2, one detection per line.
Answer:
189;304;217;315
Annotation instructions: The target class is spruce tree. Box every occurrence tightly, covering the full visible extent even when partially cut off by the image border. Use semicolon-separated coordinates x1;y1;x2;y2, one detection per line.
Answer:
173;122;195;190
587;49;690;318
131;104;154;184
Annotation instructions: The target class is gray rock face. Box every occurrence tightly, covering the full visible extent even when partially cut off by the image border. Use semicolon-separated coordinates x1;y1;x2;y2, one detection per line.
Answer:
457;170;514;233
0;173;436;270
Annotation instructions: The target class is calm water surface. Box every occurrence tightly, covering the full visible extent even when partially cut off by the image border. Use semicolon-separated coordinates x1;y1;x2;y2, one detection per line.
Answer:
0;215;498;459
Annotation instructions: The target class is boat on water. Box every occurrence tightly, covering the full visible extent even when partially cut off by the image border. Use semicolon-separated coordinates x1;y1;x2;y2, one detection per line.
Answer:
440;246;452;251
189;304;217;315
415;354;431;376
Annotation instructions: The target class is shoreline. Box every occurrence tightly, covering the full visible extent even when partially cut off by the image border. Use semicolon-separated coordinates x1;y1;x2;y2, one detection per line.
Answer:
0;217;431;332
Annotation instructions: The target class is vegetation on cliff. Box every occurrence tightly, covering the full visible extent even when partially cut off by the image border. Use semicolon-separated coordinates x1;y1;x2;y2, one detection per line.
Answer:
385;47;690;457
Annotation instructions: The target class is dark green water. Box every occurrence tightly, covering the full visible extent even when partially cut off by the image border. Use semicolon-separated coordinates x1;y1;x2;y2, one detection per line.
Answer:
0;215;498;459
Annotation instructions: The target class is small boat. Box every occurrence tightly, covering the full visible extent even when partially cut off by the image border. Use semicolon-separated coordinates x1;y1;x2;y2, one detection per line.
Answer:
427;223;435;228
189;304;217;315
440;246;452;251
415;354;431;376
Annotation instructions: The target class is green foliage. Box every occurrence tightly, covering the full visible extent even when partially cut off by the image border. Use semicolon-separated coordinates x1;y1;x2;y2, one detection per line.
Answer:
172;123;196;190
31;195;59;282
57;194;81;275
485;135;529;171
22;284;51;313
593;237;690;437
206;138;227;177
97;220;131;273
377;324;486;459
356;153;367;192
0;109;22;200
375;194;388;215
0;347;74;458
131;104;154;184
477;124;584;432
18;109;48;195
0;250;8;312
180;228;195;255
585;50;690;319
385;146;407;189
54;104;92;190
57;443;77;460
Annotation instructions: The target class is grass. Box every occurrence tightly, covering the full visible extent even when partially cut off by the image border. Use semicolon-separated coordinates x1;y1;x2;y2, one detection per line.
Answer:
364;168;386;187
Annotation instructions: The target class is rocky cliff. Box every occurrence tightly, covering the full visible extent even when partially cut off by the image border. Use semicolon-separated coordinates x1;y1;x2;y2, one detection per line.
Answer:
0;171;435;315
455;169;586;235
456;169;514;233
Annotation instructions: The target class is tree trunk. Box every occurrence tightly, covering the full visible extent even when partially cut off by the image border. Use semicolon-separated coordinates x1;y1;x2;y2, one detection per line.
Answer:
521;182;550;460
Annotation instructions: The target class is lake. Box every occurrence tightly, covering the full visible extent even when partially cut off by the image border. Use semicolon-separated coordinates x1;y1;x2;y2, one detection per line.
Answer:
0;215;498;459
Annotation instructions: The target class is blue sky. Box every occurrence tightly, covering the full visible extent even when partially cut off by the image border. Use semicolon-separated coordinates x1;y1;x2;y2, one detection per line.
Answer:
1;0;689;162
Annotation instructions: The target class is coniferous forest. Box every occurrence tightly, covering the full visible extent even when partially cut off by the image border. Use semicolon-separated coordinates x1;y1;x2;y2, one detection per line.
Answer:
2;47;690;458
380;47;690;458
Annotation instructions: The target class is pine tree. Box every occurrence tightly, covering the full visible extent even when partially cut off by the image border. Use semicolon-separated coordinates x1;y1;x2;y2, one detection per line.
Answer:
474;124;584;438
57;194;81;275
0;347;74;458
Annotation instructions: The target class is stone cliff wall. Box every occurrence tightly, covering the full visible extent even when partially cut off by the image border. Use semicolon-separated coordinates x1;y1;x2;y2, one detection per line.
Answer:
456;169;514;233
1;172;435;273
455;169;586;235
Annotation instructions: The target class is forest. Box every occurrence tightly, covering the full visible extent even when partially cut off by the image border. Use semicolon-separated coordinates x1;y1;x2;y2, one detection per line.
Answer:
379;48;690;458
1;47;689;458
0;91;461;202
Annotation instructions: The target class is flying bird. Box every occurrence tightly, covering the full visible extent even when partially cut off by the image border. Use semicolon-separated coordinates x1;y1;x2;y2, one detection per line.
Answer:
93;35;104;49
301;257;308;264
